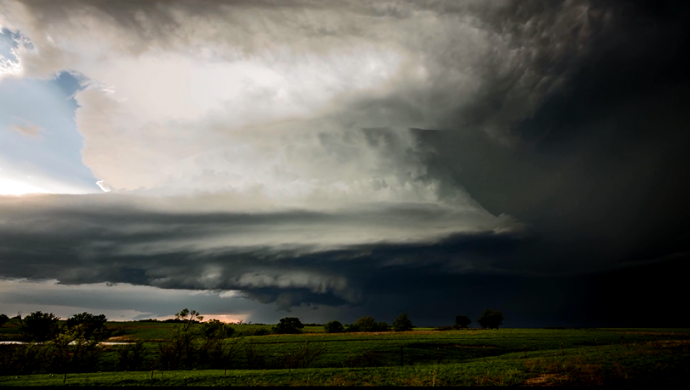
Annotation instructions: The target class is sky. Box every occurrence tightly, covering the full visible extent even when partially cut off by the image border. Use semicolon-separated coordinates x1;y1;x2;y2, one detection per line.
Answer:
0;0;689;327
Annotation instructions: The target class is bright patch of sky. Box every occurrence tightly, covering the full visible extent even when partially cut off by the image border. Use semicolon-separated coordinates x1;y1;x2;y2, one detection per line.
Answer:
0;29;100;195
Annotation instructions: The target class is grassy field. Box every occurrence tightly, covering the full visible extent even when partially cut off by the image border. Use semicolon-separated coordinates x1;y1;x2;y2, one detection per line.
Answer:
1;323;688;386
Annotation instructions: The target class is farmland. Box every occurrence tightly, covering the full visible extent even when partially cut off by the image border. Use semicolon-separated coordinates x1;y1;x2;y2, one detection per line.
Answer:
1;320;688;386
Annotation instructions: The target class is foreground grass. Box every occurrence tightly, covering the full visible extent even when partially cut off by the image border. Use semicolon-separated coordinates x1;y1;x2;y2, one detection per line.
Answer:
2;340;688;386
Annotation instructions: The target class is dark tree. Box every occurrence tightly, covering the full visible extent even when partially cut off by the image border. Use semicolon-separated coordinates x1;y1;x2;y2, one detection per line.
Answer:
202;319;234;338
175;308;204;331
0;313;8;327
352;316;378;332
324;320;344;333
376;321;391;331
392;313;414;331
477;310;504;329
272;317;304;334
65;312;111;341
21;311;60;341
454;315;472;329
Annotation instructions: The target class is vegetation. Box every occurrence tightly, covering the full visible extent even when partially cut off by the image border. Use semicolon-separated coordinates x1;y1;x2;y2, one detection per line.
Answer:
324;320;344;333
272;317;304;334
0;314;8;327
455;315;471;329
1;328;688;386
392;313;414;331
1;308;689;386
348;316;390;332
477;310;504;329
21;311;61;342
65;312;111;341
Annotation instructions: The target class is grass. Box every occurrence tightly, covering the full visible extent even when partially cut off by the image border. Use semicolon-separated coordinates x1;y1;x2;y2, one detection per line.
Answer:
1;325;688;386
2;340;688;386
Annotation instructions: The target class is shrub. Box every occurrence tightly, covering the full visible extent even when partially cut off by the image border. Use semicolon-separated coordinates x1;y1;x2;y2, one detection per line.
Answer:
324;320;344;333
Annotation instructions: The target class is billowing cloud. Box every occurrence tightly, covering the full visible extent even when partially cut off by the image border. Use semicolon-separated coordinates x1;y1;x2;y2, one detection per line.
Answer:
1;0;689;326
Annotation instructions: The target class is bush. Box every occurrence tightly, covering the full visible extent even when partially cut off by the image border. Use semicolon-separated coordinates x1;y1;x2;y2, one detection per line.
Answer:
324;320;344;333
392;313;414;331
0;313;9;327
376;321;391;331
272;317;304;334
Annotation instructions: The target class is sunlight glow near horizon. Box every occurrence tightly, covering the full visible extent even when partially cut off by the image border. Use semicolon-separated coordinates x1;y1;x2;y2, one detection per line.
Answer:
0;176;52;195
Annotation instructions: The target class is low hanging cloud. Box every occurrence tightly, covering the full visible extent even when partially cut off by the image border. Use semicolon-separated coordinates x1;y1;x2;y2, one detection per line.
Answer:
0;193;521;309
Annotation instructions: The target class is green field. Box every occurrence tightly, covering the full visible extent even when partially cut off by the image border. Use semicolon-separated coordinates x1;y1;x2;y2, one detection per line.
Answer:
1;322;688;386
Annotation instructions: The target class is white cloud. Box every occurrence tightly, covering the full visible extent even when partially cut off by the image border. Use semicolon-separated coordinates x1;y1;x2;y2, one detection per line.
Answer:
0;0;598;306
1;0;591;202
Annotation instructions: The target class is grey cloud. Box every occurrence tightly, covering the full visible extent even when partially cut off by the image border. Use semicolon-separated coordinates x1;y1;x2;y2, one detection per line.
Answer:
0;193;521;309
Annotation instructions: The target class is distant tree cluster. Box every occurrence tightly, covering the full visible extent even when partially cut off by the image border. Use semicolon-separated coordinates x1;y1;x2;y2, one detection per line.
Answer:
477;310;504;329
322;314;414;333
449;310;504;330
272;317;304;334
455;315;472;329
0;311;112;342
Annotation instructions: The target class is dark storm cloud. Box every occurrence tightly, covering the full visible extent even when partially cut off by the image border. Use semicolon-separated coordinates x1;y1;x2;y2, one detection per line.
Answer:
415;0;690;276
0;194;522;309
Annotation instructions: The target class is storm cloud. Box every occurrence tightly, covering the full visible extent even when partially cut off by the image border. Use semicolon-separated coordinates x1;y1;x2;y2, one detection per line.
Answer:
1;0;689;326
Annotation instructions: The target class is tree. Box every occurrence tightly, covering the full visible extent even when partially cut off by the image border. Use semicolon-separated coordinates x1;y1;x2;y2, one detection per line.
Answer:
324;320;344;333
272;317;304;334
477;310;504;329
202;319;234;338
0;313;9;327
454;315;471;329
175;308;204;331
392;313;414;331
352;316;378;332
65;312;111;341
21;311;60;341
376;321;391;331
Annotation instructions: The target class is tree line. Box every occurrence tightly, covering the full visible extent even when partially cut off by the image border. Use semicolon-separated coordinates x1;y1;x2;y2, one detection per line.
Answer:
0;308;505;341
0;308;505;375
